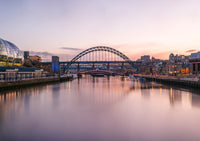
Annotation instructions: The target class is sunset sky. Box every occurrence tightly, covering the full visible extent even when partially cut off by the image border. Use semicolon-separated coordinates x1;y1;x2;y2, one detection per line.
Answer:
1;0;200;61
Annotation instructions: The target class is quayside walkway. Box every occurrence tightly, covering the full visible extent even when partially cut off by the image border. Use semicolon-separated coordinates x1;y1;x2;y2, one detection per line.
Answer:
138;75;200;88
0;67;73;90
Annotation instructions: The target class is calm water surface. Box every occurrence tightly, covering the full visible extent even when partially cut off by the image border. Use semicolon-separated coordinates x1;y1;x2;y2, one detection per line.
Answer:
1;76;200;141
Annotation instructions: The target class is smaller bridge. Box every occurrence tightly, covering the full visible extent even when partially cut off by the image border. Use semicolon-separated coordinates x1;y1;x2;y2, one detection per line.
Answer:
78;70;113;76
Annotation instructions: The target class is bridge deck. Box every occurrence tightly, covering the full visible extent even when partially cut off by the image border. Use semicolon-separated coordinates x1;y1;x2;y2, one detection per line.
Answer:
42;61;141;65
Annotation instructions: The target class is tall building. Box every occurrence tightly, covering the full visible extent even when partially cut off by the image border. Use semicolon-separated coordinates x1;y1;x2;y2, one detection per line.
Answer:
24;51;30;59
52;56;59;73
169;53;174;61
141;55;150;63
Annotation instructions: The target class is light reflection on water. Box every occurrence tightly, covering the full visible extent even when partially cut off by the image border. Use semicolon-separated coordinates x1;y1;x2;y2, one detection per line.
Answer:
0;76;200;140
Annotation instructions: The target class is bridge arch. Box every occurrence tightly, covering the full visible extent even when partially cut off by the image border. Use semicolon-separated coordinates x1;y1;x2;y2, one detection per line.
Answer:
63;46;135;72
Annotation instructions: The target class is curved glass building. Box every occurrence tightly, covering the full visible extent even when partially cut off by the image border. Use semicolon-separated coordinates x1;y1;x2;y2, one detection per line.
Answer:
0;38;24;67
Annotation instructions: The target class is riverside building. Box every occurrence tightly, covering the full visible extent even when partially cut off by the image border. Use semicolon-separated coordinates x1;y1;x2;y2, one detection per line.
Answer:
0;67;47;82
189;51;200;75
0;38;24;67
0;38;48;82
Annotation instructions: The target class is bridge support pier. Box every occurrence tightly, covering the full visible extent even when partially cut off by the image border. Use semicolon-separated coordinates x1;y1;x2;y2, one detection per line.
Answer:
107;63;110;71
121;63;124;70
77;63;80;73
92;63;95;70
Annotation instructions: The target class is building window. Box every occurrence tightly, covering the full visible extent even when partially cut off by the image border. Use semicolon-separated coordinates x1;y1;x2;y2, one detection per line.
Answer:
198;63;200;71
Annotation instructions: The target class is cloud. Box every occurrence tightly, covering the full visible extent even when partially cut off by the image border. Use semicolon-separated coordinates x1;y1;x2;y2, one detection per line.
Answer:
27;51;74;62
186;49;197;53
29;51;54;56
60;47;82;51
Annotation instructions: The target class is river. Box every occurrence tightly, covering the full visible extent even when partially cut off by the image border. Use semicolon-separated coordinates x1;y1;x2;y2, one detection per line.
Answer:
1;76;200;141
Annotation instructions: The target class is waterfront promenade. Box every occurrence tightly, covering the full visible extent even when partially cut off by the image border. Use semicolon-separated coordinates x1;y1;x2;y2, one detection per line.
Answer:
0;67;74;90
0;75;73;90
138;75;200;88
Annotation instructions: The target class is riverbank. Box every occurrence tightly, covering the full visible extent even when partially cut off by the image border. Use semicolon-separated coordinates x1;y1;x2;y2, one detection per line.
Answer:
138;75;200;88
0;76;73;90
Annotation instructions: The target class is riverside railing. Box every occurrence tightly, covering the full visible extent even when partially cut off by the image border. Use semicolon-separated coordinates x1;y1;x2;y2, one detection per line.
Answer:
0;70;57;82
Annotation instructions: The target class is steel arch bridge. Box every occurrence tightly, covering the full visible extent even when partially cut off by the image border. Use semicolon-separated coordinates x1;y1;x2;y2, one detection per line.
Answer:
63;46;138;73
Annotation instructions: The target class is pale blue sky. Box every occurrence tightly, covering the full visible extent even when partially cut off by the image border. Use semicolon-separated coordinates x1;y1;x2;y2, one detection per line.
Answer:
1;0;200;61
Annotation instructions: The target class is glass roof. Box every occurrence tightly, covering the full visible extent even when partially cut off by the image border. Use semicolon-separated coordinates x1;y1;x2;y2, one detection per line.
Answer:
0;38;23;59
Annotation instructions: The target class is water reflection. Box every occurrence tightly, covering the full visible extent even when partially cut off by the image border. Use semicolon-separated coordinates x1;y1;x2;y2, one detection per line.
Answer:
1;76;200;140
52;84;61;108
0;78;200;117
169;88;181;105
192;95;200;108
73;76;131;105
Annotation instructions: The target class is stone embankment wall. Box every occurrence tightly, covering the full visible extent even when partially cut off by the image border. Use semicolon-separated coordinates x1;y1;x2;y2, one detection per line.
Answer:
140;75;200;88
0;76;73;90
